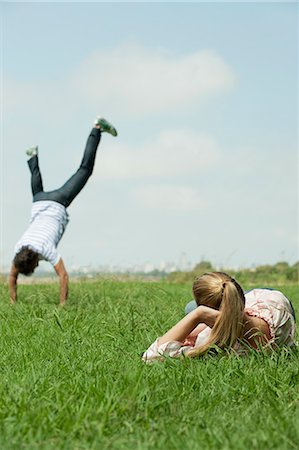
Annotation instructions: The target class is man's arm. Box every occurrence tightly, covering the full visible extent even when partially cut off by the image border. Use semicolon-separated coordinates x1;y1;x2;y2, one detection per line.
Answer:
54;258;69;306
9;264;19;304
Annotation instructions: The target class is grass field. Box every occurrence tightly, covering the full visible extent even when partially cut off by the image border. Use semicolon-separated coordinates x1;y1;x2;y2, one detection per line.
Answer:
0;280;298;450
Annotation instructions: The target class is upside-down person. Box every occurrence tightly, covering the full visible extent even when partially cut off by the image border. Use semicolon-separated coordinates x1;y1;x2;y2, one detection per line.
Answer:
9;116;117;306
142;272;296;362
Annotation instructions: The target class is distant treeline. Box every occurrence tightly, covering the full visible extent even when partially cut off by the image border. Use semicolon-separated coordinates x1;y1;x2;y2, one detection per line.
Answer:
166;261;299;285
0;261;298;285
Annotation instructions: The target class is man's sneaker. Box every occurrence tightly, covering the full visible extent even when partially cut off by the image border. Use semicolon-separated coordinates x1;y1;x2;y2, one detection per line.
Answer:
94;116;118;136
25;146;38;158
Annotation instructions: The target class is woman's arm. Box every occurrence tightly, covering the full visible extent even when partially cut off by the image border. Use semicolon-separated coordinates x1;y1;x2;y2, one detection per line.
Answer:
158;306;220;346
243;313;272;348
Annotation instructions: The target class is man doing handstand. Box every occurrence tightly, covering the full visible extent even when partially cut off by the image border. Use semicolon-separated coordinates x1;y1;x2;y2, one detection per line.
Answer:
9;116;117;305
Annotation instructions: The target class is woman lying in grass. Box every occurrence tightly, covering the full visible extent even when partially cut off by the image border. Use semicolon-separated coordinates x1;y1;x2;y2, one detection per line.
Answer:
142;272;296;362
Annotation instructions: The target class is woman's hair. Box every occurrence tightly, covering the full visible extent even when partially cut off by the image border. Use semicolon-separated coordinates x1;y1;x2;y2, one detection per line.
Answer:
13;247;39;276
188;272;245;357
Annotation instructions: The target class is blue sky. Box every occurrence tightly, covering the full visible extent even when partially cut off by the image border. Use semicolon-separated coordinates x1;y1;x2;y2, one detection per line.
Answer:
1;2;298;271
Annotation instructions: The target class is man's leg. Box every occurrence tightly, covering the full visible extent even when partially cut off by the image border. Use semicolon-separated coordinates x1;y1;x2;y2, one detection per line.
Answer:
54;127;102;207
32;117;117;206
28;155;44;197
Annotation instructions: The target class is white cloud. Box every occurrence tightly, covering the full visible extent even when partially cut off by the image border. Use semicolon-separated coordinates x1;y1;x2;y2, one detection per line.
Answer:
70;43;236;117
97;128;220;180
4;43;235;124
132;185;203;212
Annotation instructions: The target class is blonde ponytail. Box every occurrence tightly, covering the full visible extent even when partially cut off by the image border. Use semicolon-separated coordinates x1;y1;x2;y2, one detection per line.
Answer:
188;272;245;357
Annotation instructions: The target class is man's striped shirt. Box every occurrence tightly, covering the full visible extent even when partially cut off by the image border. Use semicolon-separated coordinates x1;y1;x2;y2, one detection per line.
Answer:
14;201;69;266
